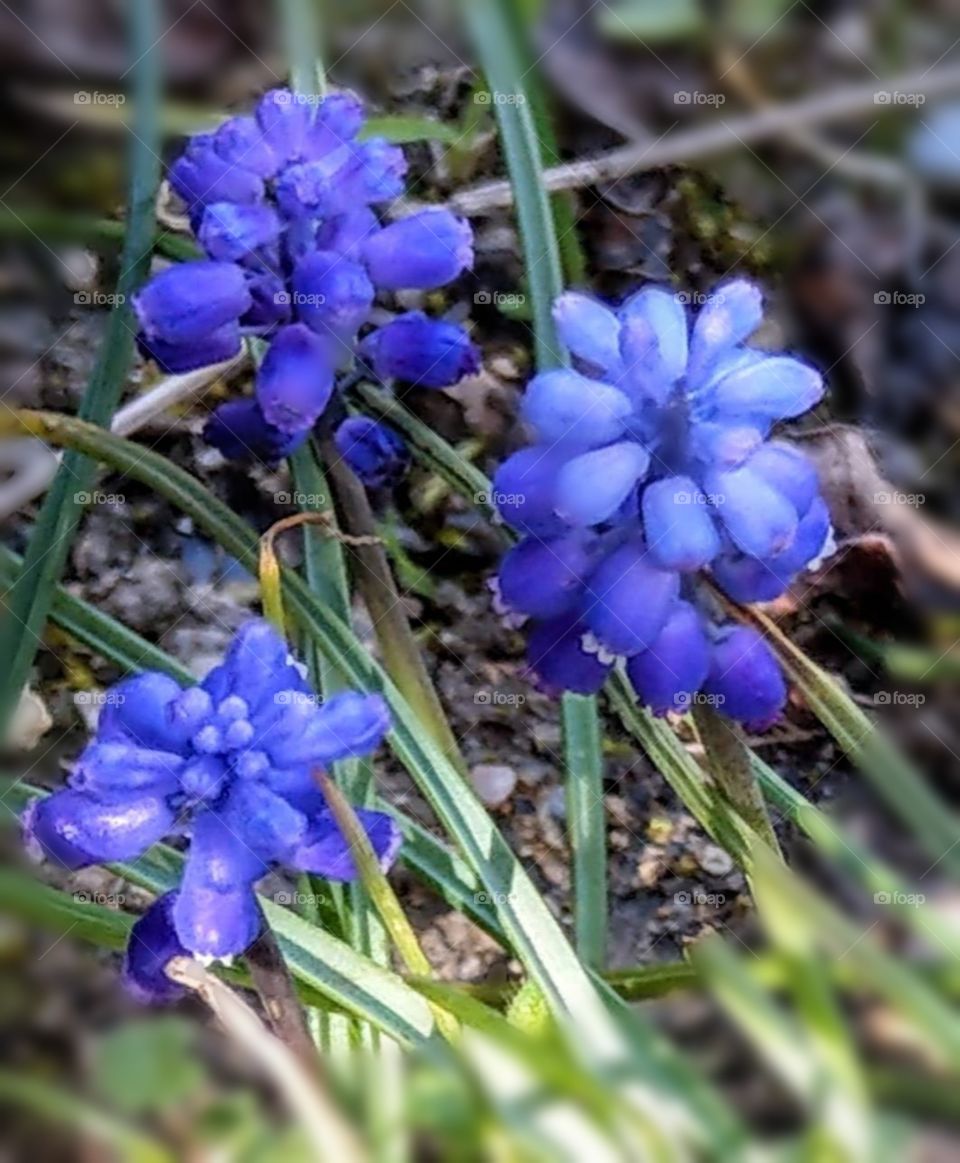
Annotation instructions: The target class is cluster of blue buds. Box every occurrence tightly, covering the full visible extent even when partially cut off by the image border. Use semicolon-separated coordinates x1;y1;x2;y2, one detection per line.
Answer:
492;280;832;729
133;87;479;472
23;621;398;1002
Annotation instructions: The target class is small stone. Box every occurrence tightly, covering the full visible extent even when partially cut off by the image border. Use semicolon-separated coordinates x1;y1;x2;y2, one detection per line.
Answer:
517;761;551;788
470;763;517;808
636;851;664;888
531;722;562;752
697;843;734;878
7;688;53;751
646;815;674;845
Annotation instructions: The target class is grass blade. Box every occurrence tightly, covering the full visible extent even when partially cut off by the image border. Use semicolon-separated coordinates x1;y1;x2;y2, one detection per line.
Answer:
563;693;608;967
460;0;564;367
462;0;609;977
741;602;960;877
0;1;162;734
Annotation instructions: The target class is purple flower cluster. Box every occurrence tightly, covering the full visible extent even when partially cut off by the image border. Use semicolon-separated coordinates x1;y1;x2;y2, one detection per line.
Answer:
492;281;832;729
24;621;398;1002
133;88;479;468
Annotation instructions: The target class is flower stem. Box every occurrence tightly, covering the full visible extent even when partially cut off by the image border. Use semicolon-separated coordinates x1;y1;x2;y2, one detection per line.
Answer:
245;917;327;1080
318;433;467;775
692;705;781;855
314;768;460;1044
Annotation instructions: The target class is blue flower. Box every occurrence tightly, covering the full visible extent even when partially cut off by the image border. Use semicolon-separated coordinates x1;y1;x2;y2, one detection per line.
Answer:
24;621;399;999
334;416;409;488
203;398;309;463
133;261;251;347
492;281;833;727
135;87;476;469
360;210;474;290
359;311;480;389
254;323;335;434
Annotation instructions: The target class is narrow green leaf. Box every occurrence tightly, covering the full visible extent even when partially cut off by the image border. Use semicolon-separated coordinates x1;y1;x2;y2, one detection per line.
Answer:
690;934;816;1100
362;115;468;147
460;0;565;368
0;543;194;682
750;750;960;961
0;1;162;735
500;0;588;286
563;693;608;967
410;980;661;1161
319;430;468;773
0;209;199;261
607;675;752;860
746;604;960;877
0;867;132;949
462;0;609;987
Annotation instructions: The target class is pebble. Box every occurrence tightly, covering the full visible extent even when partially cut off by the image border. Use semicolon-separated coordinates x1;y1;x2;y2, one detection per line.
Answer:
470;763;517;808
696;843;734;878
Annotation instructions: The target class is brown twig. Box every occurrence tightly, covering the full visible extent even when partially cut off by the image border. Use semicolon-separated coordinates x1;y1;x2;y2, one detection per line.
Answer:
445;62;960;216
244;918;324;1080
318;434;467;773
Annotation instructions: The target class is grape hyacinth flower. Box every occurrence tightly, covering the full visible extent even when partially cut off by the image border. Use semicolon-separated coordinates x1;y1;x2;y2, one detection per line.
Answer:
334;416;409;488
133;87;479;465
491;280;833;729
23;620;398;1002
